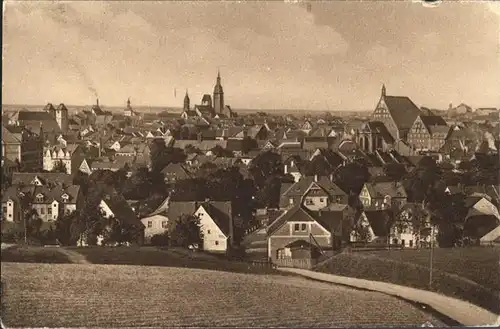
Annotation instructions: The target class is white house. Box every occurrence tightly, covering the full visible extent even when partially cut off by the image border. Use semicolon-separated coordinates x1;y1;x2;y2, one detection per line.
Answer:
194;201;234;252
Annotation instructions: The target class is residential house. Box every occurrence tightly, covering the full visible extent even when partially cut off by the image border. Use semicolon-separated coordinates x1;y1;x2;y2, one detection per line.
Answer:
266;204;350;262
11;172;74;187
31;184;80;222
140;195;171;243
161;162;192;183
98;190;144;244
463;195;500;242
350;209;393;244
194;201;234;252
283;155;303;182
393;203;437;248
2;124;43;171
359;181;407;210
280;175;348;211
407;114;449;151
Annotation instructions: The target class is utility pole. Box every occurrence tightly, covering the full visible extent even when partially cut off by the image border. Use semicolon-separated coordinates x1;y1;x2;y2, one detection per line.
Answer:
429;225;434;290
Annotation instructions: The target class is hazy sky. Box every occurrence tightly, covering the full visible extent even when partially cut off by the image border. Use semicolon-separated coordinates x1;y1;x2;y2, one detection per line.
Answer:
3;1;500;111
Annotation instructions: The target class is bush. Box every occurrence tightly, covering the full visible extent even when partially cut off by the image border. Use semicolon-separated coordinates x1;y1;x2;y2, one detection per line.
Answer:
150;233;169;246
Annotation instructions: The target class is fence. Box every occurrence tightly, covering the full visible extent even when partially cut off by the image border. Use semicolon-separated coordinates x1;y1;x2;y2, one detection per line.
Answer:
273;258;318;270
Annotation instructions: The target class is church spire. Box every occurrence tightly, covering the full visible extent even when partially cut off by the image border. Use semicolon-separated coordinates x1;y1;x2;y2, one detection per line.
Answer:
183;89;190;110
127;97;131;108
381;84;386;97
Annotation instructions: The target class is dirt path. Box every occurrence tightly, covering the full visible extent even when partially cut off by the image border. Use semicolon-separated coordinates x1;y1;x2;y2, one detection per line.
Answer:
57;248;90;264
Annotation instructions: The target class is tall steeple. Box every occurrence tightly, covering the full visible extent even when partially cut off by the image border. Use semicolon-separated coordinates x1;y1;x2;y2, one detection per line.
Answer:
381;84;386;97
213;70;224;114
183;89;190;110
127;97;131;109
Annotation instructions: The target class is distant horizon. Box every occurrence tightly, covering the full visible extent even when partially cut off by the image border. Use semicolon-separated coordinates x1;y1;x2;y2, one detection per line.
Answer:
1;103;377;113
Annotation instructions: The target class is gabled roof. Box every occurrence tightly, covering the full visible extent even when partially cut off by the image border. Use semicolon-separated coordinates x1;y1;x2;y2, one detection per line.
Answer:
283;176;347;199
167;201;199;222
383;96;422;130
161;162;191;178
362;209;393;237
267;204;317;236
2;125;21;144
365;121;394;144
12;172;73;186
101;189;141;227
364;181;407;199
198;201;232;236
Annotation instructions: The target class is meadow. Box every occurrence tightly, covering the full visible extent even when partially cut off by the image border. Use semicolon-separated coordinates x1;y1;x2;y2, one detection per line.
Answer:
315;247;500;314
1;262;445;328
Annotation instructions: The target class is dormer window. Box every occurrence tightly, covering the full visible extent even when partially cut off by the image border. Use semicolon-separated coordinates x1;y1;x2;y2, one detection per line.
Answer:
36;194;44;202
61;194;69;203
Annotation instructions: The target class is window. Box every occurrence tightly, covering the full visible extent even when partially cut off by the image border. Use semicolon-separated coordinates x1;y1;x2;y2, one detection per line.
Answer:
207;229;211;234
214;241;219;246
294;224;300;231
48;207;52;215
393;238;398;244
147;221;152;228
2;206;7;214
319;198;325;203
409;240;413;247
301;224;307;231
289;198;294;205
40;208;45;215
305;198;314;205
161;221;167;228
401;239;405;247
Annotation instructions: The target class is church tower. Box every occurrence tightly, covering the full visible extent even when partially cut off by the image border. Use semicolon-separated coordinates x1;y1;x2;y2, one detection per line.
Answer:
213;70;224;114
183;90;190;111
55;103;69;133
381;84;386;98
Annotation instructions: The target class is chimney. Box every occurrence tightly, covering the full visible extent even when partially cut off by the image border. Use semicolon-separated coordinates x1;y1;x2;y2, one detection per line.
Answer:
96;98;99;107
314;174;318;182
329;173;334;182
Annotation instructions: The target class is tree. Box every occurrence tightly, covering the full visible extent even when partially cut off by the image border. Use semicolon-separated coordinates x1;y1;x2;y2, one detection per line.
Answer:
167;214;203;248
383;163;407;181
241;137;258;154
55;211;80;246
150;232;169;246
150;139;186;172
249;151;283;189
196;162;218;178
51;160;68;173
333;162;370;195
210;145;234;158
100;216;141;246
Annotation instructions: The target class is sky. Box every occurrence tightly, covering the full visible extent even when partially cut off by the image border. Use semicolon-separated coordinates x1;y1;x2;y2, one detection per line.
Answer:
3;0;500;111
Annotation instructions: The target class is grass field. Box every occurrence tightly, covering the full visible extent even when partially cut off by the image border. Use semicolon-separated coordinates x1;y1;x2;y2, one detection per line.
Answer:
1;263;445;327
315;247;500;314
362;247;500;291
65;246;279;274
1;246;71;264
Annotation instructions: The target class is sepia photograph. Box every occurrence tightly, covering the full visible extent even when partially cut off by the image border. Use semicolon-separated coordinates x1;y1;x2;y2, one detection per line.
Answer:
1;0;499;327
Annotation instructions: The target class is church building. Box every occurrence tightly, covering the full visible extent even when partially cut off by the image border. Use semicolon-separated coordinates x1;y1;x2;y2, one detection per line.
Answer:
181;71;236;120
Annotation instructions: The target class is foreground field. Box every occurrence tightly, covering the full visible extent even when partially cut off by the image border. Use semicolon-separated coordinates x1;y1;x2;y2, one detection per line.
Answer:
2;246;278;275
1;263;445;327
315;247;500;314
362;247;500;290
